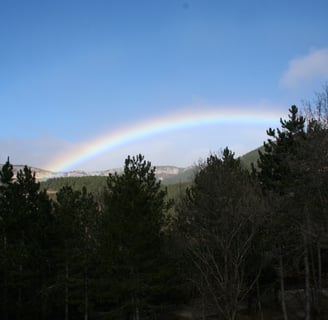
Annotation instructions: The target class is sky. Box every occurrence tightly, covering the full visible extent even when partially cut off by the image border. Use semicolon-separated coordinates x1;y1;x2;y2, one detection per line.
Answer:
1;0;328;172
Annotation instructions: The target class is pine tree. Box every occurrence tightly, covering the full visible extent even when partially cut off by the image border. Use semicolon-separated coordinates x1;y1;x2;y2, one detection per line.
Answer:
54;185;81;320
254;105;328;320
255;105;305;193
0;158;15;320
0;161;53;319
53;185;100;320
98;154;169;320
74;186;99;320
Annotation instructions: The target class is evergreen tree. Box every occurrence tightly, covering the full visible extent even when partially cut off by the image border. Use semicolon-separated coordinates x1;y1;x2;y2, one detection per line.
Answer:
254;105;328;320
54;185;81;320
98;154;169;320
53;185;100;320
255;105;305;193
0;161;53;320
0;158;15;320
73;186;99;320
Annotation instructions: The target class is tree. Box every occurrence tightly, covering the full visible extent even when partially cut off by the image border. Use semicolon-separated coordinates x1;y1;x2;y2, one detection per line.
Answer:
303;82;328;125
74;187;99;320
178;148;266;320
254;105;328;320
301;87;328;314
0;158;15;320
98;154;169;320
255;105;306;193
53;185;99;320
0;161;54;320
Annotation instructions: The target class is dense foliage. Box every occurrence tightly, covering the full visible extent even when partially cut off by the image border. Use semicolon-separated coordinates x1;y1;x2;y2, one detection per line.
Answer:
2;87;328;320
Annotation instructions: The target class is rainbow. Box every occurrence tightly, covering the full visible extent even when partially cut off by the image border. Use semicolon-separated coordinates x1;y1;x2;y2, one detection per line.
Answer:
45;107;282;173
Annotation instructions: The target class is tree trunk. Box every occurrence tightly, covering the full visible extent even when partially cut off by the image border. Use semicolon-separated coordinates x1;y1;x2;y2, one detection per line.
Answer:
135;306;140;320
84;226;89;320
65;263;69;320
256;279;264;320
17;264;23;320
2;235;8;320
135;297;140;320
132;295;140;320
303;230;311;320
201;294;206;320
317;241;322;314
230;309;237;320
84;269;88;320
309;240;318;309
41;273;47;320
279;253;288;320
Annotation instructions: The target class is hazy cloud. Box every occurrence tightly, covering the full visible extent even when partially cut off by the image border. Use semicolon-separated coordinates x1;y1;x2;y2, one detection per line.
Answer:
280;48;328;89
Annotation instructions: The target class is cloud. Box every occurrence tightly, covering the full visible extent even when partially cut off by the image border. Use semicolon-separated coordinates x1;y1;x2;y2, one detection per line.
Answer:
280;48;328;89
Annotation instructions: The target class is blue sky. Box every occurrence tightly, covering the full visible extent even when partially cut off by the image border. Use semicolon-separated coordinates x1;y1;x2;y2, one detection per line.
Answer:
1;0;328;171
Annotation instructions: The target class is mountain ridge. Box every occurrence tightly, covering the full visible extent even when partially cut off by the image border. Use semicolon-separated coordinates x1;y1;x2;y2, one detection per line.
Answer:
4;164;197;185
2;147;261;185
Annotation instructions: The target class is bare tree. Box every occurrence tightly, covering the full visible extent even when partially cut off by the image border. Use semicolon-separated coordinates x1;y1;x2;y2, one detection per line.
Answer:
178;148;267;320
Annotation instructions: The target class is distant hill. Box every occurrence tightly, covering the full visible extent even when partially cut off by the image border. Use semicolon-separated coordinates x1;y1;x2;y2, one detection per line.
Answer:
3;164;197;185
239;146;263;169
5;165;54;181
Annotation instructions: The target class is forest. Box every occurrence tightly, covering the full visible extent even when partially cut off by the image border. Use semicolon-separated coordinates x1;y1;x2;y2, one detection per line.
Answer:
1;87;328;320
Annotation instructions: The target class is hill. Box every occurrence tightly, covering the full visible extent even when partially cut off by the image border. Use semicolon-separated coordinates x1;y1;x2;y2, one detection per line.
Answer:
240;146;263;169
2;164;196;184
3;148;262;194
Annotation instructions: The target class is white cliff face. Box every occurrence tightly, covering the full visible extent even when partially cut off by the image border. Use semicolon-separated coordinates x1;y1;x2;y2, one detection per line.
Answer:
155;166;182;175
